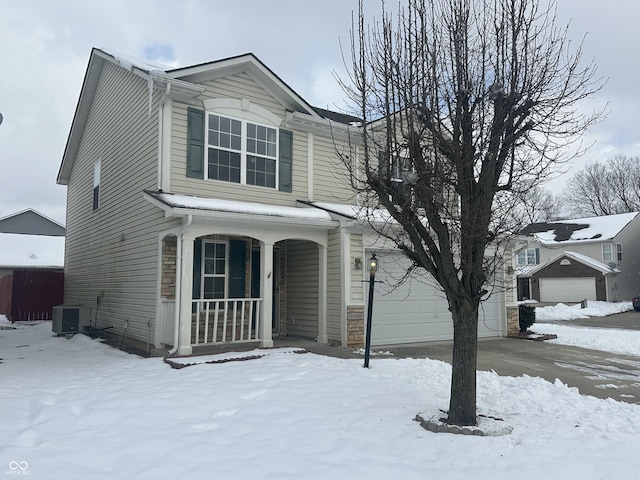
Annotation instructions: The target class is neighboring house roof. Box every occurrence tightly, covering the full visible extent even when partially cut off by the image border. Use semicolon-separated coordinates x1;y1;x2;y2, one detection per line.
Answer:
0;233;65;269
519;250;619;278
0;209;65;236
519;212;639;245
58;48;356;186
144;191;337;227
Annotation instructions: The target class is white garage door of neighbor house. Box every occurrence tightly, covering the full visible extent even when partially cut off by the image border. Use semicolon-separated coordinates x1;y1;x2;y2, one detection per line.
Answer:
539;277;596;303
367;250;504;346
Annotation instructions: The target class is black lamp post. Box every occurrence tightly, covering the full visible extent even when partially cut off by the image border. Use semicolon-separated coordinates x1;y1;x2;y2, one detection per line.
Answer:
364;252;378;368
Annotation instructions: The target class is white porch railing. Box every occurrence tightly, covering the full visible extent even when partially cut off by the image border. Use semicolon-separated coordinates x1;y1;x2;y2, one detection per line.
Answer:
191;298;262;346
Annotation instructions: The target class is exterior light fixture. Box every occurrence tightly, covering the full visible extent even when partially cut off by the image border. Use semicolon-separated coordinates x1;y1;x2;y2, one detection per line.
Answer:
354;257;362;270
364;252;378;368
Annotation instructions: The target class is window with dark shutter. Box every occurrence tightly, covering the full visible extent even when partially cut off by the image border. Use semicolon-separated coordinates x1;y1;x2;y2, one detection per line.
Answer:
228;240;247;298
187;108;205;179
278;129;293;192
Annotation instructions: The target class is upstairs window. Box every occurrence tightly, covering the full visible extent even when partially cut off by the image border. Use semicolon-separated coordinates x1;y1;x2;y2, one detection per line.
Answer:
206;113;278;189
186;107;292;192
617;243;623;262
517;247;539;266
602;243;613;263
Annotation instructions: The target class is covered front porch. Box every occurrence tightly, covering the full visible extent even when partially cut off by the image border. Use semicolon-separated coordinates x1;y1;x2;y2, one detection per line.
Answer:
146;191;338;356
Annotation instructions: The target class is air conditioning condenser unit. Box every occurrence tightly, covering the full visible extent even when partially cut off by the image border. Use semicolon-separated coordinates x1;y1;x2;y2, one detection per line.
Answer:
52;305;91;335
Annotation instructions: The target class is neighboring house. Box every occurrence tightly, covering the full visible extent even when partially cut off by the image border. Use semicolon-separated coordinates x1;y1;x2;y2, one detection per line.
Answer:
514;212;640;302
56;48;507;355
0;209;65;321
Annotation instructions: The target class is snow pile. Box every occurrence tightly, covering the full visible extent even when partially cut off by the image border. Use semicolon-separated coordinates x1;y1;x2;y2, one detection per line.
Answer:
535;300;633;321
534;323;640;356
2;322;640;479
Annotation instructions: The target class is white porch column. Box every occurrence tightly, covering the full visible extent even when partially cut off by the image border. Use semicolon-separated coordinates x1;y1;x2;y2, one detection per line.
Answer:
178;234;195;356
317;244;328;344
259;241;274;347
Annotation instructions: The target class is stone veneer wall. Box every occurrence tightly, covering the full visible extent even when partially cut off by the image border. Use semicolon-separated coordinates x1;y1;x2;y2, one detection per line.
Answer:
347;305;365;348
506;305;520;337
161;237;177;299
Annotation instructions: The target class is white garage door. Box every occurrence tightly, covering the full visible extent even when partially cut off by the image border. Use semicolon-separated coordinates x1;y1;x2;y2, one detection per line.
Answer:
367;250;504;346
539;277;596;303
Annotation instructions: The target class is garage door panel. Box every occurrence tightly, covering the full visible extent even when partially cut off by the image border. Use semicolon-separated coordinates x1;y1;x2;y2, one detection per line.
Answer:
368;250;502;346
539;277;596;302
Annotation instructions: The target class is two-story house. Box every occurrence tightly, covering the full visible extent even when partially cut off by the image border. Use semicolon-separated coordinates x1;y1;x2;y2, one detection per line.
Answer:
514;212;640;303
57;48;507;355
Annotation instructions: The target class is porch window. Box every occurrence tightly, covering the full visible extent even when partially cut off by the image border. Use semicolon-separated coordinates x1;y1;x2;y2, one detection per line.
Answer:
206;113;277;188
517;247;539;265
202;241;227;299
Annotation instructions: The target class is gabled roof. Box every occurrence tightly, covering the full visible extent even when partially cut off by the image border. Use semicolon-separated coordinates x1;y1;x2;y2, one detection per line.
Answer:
0;209;65;236
519;212;639;246
519;250;619;278
167;53;320;118
57;49;351;186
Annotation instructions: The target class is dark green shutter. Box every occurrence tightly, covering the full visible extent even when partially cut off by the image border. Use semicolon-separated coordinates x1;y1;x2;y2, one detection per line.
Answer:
228;240;246;298
279;130;293;192
187;108;205;179
192;238;202;299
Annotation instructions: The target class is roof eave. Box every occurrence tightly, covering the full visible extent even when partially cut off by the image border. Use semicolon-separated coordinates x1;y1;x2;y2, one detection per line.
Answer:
144;192;338;229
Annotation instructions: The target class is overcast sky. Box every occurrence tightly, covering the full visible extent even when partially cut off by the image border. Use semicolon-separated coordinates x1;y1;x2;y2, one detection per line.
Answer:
1;1;638;225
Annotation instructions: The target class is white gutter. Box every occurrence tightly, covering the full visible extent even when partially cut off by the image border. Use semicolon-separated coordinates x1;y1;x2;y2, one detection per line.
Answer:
168;214;193;355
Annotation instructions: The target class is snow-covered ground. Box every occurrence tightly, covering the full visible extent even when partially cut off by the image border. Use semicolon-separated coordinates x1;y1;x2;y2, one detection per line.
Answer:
533;301;640;356
2;314;640;479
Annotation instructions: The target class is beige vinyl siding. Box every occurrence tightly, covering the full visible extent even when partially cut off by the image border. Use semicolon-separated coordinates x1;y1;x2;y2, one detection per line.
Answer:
326;230;342;343
313;135;354;204
170;73;309;206
64;61;173;344
285;239;319;339
349;233;365;303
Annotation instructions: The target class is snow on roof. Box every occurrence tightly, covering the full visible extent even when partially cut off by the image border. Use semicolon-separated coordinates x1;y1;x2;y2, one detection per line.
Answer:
146;191;335;223
523;212;638;245
309;201;395;223
520;250;618;278
99;48;173;75
0;233;64;269
564;251;619;273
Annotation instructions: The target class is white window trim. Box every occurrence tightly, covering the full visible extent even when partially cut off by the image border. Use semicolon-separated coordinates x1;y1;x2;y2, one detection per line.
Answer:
517;247;538;266
205;111;280;189
602;243;613;262
201;240;229;299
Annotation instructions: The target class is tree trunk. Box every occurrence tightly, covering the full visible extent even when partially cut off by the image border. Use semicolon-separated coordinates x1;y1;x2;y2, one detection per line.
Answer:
447;302;479;425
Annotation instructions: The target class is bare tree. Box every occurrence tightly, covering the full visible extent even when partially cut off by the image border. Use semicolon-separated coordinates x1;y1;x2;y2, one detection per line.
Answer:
562;155;640;217
507;186;563;224
340;0;603;425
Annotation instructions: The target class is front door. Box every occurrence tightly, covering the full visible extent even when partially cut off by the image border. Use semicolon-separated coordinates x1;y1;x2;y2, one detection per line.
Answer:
251;248;279;333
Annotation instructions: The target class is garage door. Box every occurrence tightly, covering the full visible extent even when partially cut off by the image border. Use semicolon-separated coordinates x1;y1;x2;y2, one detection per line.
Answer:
367;250;504;346
539;277;596;303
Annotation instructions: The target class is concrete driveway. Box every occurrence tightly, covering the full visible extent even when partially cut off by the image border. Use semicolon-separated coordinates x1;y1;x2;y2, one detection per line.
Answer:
364;311;640;405
292;310;640;404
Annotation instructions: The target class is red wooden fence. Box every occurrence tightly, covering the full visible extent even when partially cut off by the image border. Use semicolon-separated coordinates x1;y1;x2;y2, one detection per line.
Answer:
2;270;64;321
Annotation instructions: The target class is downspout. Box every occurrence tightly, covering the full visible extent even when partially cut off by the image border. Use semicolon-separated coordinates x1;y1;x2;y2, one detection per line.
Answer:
157;83;171;191
168;214;193;354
